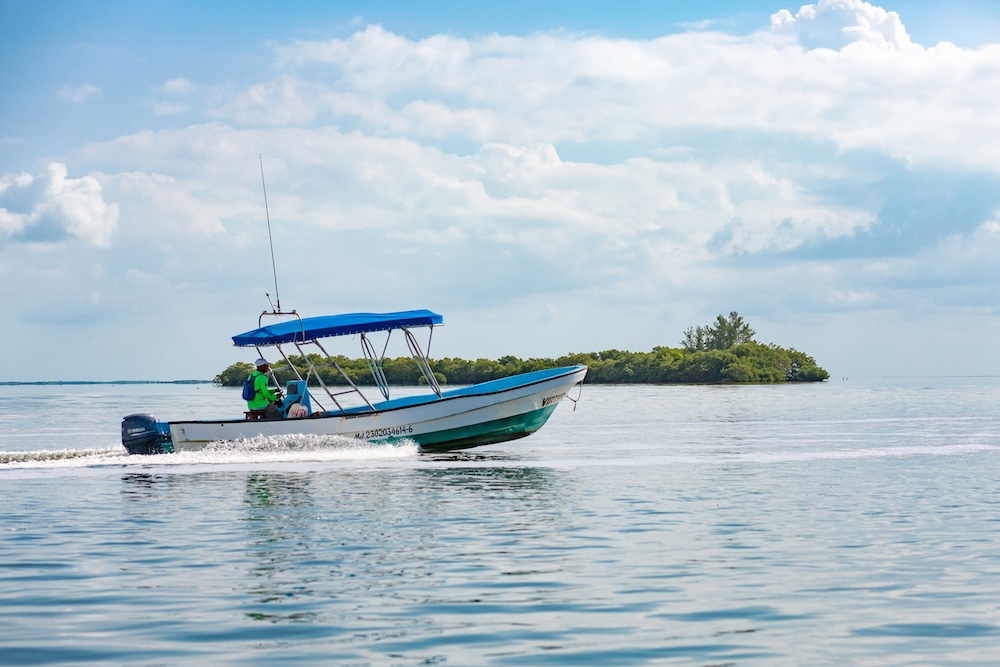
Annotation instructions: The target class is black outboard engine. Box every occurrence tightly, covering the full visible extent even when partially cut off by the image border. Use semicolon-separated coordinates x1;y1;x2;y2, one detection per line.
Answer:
121;414;170;455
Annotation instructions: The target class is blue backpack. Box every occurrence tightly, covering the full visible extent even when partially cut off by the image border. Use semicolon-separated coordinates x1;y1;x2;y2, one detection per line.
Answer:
241;373;257;401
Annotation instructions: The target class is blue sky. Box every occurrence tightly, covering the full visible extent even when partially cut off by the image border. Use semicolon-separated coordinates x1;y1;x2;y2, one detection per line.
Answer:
2;0;1000;381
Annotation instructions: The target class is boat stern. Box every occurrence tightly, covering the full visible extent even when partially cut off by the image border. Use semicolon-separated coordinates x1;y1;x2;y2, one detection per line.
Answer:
121;413;174;455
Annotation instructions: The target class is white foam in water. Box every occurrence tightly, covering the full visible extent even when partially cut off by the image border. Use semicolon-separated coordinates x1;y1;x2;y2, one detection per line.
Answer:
737;442;999;463
200;433;420;460
0;449;127;466
0;435;419;470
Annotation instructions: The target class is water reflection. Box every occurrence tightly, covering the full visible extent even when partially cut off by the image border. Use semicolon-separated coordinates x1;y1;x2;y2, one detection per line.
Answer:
420;450;522;463
240;473;321;622
120;473;164;499
416;463;558;494
233;463;569;630
244;472;314;509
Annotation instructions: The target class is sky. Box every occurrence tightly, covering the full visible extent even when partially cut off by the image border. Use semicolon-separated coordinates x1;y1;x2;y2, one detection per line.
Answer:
2;0;1000;381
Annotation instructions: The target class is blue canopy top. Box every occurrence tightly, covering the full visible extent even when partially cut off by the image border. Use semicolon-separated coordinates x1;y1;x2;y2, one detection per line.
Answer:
232;309;443;347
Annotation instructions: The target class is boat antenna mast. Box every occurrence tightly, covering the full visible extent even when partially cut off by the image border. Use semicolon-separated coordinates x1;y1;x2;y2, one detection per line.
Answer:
260;153;283;314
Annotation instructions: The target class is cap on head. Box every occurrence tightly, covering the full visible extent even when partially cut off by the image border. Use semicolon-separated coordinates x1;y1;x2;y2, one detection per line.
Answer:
255;358;269;368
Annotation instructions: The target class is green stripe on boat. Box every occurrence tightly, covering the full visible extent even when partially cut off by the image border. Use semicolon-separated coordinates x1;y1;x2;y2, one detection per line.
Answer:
379;404;560;451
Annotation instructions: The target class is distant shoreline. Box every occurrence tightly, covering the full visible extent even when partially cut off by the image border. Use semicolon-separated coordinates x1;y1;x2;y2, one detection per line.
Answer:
0;380;212;386
4;376;1000;387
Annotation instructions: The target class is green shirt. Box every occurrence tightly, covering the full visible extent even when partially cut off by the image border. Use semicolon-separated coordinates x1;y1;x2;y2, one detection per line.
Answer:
246;370;277;410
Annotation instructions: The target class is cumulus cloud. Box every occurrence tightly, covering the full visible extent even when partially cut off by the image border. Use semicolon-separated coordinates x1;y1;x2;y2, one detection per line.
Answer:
246;16;1000;173
771;0;916;51
62;1;991;311
7;2;1000;379
75;124;874;314
0;163;118;246
54;9;1000;281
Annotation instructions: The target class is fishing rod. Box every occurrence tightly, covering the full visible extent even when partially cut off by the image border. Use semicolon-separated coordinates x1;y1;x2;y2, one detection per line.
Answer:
256;155;298;393
259;153;281;313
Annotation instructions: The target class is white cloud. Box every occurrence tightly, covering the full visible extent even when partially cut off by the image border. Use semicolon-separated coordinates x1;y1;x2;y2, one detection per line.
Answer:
915;213;1000;292
0;207;30;236
242;18;1000;174
978;219;1000;237
6;4;1000;379
71;125;874;317
152;79;199;114
57;83;101;103
160;78;196;95
771;0;917;52
45;164;119;247
208;77;320;125
0;163;118;246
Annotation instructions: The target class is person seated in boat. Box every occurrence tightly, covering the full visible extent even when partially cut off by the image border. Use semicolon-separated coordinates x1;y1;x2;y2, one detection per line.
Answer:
247;358;283;419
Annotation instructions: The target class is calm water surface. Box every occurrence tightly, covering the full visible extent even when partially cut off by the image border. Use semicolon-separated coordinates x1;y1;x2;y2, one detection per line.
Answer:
2;378;999;665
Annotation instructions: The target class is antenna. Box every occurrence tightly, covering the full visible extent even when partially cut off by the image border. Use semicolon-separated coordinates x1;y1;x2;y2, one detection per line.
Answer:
259;154;280;312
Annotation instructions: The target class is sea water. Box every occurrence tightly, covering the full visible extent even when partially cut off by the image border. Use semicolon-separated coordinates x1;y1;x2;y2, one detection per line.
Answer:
1;378;999;665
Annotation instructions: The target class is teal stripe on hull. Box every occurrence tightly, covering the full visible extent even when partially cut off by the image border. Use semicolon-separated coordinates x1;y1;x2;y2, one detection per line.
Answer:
385;404;560;452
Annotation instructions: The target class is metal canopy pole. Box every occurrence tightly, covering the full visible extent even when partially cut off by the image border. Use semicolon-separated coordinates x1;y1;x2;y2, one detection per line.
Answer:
403;328;441;397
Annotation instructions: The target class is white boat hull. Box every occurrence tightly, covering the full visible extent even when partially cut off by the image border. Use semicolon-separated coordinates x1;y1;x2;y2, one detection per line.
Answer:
166;365;586;452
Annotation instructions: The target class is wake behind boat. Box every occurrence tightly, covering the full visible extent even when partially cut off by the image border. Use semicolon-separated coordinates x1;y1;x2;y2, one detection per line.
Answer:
121;309;587;455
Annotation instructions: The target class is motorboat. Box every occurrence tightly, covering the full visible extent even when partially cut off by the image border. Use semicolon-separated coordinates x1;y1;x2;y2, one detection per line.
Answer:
121;309;587;454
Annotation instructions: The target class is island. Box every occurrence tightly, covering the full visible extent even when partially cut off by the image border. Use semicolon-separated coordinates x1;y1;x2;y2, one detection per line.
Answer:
214;312;829;387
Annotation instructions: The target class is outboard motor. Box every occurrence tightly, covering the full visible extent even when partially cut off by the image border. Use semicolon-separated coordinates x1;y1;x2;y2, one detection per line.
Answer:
121;414;171;455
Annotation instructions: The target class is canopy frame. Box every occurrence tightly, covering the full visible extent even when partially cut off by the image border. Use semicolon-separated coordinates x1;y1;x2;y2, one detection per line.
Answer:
235;310;444;414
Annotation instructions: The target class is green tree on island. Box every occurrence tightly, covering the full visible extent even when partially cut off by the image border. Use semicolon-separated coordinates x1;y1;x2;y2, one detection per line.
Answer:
214;312;830;386
683;311;756;351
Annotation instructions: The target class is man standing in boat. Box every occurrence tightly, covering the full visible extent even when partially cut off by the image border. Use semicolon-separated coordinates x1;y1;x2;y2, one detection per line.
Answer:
247;358;282;419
